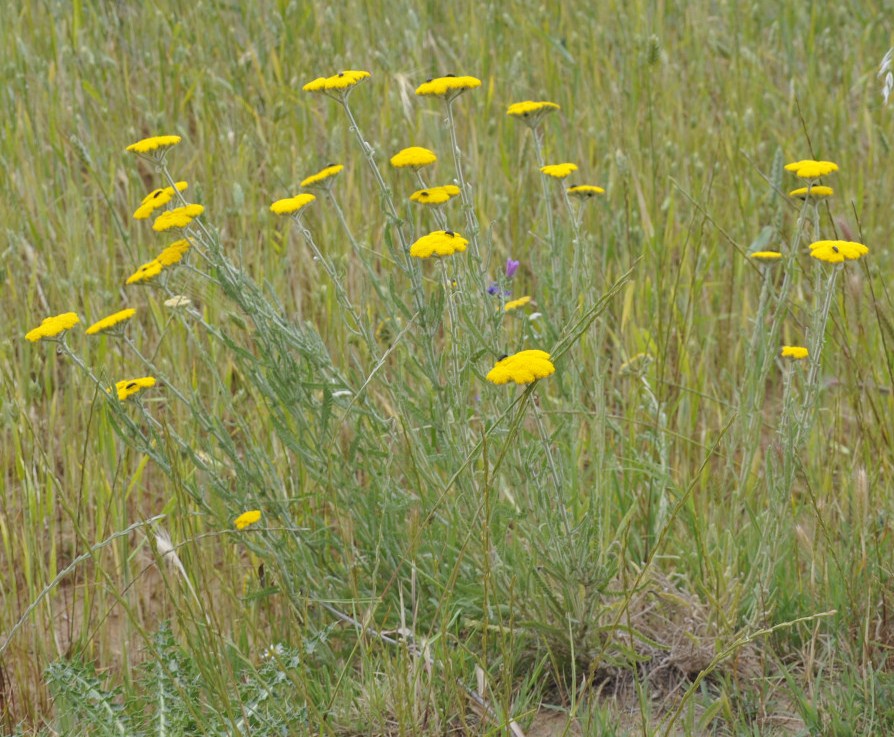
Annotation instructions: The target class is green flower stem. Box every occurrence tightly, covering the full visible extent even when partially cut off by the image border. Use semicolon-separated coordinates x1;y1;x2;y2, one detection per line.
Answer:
413;170;448;231
531;127;559;289
290;214;379;360
444;99;486;291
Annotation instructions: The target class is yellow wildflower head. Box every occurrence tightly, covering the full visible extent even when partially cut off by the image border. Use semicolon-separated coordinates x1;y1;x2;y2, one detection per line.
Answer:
390;147;438;169
409;185;460;206
300;164;344;189
789;185;834;199
153;204;204;232
134;181;189;220
409;230;469;259
270;193;316;215
126;135;182;156
784;159;839;179
415;74;481;101
25;312;80;342
781;346;809;360
303;70;370;97
541;163;578;179
234;510;262;530
506;100;560;127
503;296;532;312
126;260;164;285
486;350;556;385
85;308;137;336
749;251;783;261
566;185;605;198
115;376;156;401
809;240;868;264
156;239;192;267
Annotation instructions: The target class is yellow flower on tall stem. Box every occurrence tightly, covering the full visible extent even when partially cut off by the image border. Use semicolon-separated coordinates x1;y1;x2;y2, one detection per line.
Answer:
25;312;80;342
486;350;555;385
506;100;560;127
270;193;316;216
749;251;783;261
809;240;868;264
133;181;189;219
390;147;437;170
126;135;182;155
566;184;605;198
85;308;137;335
409;185;460;206
409;230;468;258
153;204;204;232
541;163;578;179
302;70;371;100
781;346;809;360
415;74;481;102
300;164;344;189
784;159;838;179
115;376;156;401
789;185;833;199
234;510;261;530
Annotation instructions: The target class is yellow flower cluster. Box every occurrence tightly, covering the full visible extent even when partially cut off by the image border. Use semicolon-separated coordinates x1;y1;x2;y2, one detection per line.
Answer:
789;185;833;199
541;163;578;179
126;135;182;155
133;181;189;220
410;185;460;206
126;239;192;285
503;296;532;312
115;376;156;401
300;164;344;188
390;147;437;169
415;74;481;99
809;240;869;264
270;193;316;215
784;159;838;179
486;350;556;385
749;251;783;261
153;204;204;232
85;308;137;336
303;70;370;93
781;346;809;360
409;230;469;259
25;312;80;342
566;185;605;198
234;510;262;529
507;100;560;119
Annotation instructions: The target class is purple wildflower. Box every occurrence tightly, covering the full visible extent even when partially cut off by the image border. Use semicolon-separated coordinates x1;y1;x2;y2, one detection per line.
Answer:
505;258;520;279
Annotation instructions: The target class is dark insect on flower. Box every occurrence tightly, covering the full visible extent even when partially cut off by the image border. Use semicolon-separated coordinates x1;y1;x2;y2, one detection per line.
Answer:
126;381;139;390
326;162;336;167
420;190;428;196
426;78;433;83
446;73;456;77
337;72;345;77
832;245;839;253
444;229;454;237
497;354;508;362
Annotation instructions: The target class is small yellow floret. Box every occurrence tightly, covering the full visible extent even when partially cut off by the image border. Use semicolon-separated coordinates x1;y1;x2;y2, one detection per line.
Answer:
25;312;80;342
415;75;481;98
270;193;316;215
409;230;469;258
126;260;164;285
507;100;560;117
566;185;605;198
234;510;262;530
134;182;189;220
503;296;532;312
486;350;556;385
409;185;460;205
115;376;156;401
126;135;182;154
303;70;370;93
390;147;438;169
541;163;578;179
789;185;834;199
809;240;868;264
156;239;192;267
749;251;783;261
300;164;344;188
781;346;809;360
784;159;839;179
153;204;204;232
85;308;136;335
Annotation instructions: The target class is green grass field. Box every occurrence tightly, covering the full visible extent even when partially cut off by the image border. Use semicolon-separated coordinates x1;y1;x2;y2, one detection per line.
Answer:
3;1;894;734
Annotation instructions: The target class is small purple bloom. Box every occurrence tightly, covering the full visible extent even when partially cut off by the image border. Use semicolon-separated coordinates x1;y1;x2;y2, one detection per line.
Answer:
505;258;520;279
487;282;501;296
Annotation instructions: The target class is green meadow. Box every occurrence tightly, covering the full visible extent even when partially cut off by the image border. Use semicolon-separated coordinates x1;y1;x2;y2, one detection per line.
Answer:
3;1;894;734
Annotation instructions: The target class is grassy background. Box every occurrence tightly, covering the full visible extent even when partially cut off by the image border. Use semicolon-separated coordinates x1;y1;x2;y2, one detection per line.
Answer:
3;0;894;734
